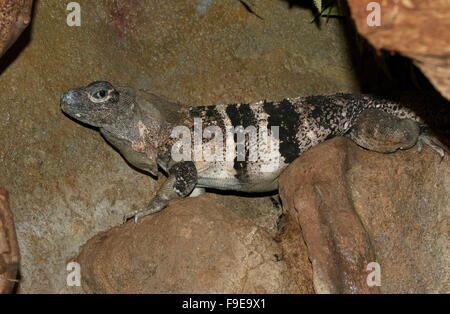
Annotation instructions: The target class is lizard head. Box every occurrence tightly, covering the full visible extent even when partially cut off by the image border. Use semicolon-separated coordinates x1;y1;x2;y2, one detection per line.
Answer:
61;81;170;177
61;81;126;128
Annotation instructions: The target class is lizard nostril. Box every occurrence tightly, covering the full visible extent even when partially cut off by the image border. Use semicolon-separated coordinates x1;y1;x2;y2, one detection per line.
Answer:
61;89;80;106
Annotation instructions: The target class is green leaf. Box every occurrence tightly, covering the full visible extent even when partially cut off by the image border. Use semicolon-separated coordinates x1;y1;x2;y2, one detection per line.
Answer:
313;0;322;12
321;5;341;17
314;0;342;17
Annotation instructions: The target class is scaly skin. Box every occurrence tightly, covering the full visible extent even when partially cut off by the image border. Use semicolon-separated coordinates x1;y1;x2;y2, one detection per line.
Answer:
60;82;448;222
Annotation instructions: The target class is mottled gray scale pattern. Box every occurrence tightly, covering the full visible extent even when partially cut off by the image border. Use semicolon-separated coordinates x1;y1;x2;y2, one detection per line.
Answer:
188;94;429;170
188;103;285;191
61;82;448;220
361;96;423;123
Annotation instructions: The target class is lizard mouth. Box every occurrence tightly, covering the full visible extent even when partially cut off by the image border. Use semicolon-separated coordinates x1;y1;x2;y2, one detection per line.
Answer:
61;89;80;106
60;89;86;118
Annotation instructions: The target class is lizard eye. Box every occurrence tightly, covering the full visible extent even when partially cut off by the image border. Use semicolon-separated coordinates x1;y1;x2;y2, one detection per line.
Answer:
94;90;107;99
90;89;111;103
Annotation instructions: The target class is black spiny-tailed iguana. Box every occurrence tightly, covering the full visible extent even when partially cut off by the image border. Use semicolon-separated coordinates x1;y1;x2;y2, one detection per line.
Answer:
60;81;448;222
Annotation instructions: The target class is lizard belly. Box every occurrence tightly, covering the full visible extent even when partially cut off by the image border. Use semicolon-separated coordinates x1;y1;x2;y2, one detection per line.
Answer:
195;160;285;192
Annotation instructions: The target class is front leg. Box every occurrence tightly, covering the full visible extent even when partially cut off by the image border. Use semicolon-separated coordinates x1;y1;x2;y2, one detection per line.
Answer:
347;109;420;153
347;109;447;159
125;161;198;222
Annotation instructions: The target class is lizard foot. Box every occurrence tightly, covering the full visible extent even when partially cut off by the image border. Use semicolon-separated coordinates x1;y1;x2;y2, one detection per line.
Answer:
417;133;446;161
124;199;166;223
124;207;163;224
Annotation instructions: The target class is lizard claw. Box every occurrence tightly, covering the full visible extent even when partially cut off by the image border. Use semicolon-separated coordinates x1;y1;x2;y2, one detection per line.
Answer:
124;205;165;224
123;210;137;224
123;209;145;224
123;210;147;224
417;133;446;162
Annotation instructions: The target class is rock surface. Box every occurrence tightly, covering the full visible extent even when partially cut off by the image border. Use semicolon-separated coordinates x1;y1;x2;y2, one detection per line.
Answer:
0;0;32;294
0;0;358;293
347;0;450;101
76;196;313;294
0;0;33;58
280;137;449;294
0;187;20;294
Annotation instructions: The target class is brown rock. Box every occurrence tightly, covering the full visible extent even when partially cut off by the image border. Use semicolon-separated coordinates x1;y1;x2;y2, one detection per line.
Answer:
347;0;450;101
280;138;378;294
280;137;449;293
77;196;312;294
0;187;20;294
0;0;33;58
276;213;315;293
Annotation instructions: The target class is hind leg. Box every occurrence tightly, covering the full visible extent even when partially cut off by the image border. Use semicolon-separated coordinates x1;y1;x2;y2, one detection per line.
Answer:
348;109;446;159
416;127;446;160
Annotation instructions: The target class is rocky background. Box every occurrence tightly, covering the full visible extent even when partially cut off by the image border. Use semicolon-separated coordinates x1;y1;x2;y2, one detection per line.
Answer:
0;0;358;293
0;187;20;294
0;0;448;294
280;138;449;293
0;0;32;294
347;0;450;101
